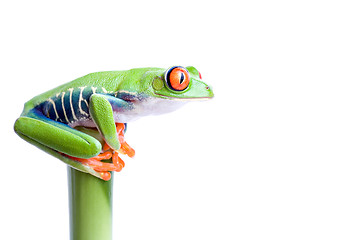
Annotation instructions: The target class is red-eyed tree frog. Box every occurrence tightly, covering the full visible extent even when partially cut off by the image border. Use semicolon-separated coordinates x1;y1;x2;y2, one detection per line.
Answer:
14;66;214;180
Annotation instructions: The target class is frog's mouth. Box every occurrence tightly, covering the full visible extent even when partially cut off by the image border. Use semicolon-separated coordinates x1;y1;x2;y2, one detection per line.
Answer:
155;94;214;101
153;81;214;100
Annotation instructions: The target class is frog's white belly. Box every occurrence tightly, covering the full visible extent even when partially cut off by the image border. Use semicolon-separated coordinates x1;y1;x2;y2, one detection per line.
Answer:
69;97;186;128
113;97;186;123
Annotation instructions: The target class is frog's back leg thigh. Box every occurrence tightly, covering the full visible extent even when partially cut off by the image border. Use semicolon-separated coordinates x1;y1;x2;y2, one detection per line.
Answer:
14;109;101;159
15;131;103;178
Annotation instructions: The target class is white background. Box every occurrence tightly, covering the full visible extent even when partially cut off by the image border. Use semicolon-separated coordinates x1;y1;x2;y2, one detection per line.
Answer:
1;1;360;239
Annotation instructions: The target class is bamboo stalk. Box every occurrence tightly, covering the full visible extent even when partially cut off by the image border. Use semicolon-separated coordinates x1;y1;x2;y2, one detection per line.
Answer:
67;166;113;240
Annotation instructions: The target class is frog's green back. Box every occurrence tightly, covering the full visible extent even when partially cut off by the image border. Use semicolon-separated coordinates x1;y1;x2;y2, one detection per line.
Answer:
23;68;162;113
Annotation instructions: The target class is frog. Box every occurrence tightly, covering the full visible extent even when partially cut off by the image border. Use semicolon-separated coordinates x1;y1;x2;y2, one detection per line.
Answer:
14;66;214;180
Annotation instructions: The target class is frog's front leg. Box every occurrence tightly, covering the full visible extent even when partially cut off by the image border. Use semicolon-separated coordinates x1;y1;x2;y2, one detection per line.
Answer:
89;93;133;151
69;95;134;179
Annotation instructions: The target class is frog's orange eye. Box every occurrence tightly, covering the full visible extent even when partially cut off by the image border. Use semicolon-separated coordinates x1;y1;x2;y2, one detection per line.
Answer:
165;66;190;91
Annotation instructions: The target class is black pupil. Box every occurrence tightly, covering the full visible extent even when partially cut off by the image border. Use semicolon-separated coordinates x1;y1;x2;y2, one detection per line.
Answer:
179;72;185;84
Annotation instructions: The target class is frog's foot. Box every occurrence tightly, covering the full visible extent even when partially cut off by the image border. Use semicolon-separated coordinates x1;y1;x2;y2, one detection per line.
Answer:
103;123;135;158
69;123;134;181
68;151;124;180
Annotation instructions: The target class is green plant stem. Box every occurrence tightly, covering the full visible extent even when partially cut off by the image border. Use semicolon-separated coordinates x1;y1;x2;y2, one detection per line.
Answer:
68;166;113;240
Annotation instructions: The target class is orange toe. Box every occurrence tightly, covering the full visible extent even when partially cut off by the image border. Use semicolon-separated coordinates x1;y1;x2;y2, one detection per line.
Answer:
120;142;135;158
112;152;125;172
100;171;111;181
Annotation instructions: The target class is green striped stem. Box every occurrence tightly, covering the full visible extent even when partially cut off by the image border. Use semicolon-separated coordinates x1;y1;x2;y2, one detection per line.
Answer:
68;166;113;240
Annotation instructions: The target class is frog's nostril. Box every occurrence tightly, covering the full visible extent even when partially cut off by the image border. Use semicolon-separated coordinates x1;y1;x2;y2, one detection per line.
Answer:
205;86;210;90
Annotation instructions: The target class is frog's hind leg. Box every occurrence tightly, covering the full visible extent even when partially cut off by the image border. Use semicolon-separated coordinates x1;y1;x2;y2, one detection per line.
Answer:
15;130;105;179
14;109;102;160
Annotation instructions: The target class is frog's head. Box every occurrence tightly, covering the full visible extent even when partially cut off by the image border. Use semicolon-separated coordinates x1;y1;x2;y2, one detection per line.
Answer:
117;66;214;119
146;66;214;100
